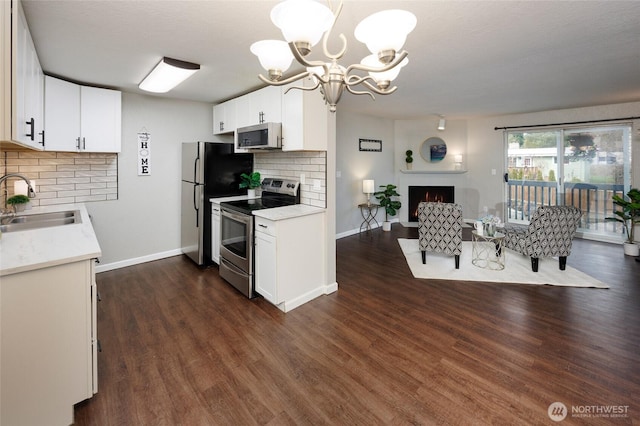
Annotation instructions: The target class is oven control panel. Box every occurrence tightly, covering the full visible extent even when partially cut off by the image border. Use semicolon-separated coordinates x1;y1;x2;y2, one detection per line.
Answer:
261;178;299;197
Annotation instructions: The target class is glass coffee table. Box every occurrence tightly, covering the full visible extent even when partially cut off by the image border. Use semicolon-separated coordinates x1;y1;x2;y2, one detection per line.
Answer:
471;230;505;270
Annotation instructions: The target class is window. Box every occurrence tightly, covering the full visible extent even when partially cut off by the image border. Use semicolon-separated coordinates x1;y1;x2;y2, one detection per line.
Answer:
505;124;632;241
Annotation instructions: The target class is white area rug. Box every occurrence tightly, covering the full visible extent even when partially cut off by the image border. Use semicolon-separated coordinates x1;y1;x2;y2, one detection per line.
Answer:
398;239;608;288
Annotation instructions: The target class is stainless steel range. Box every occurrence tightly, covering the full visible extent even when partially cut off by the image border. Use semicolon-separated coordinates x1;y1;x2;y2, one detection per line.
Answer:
219;178;300;298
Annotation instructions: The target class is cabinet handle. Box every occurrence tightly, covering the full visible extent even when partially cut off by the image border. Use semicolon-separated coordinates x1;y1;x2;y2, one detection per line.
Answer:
258;224;268;228
220;121;224;131
38;130;45;147
25;118;34;141
76;137;81;150
82;137;86;150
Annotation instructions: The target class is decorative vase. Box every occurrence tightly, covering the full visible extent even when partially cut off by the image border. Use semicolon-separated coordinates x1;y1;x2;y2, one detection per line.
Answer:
247;189;256;198
382;221;392;231
484;223;496;237
623;242;639;256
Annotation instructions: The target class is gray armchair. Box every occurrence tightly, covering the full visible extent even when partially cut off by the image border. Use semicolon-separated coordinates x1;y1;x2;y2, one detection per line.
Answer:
501;205;582;272
418;202;463;268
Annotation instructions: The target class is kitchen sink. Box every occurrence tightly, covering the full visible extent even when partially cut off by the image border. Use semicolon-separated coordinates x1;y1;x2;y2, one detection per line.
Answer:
0;210;81;233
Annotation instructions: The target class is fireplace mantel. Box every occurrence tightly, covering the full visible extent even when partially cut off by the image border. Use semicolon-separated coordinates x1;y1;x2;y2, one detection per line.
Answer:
400;169;467;174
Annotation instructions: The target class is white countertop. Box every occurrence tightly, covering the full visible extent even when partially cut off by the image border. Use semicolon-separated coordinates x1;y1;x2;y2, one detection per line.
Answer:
0;203;102;277
252;204;325;221
209;195;259;204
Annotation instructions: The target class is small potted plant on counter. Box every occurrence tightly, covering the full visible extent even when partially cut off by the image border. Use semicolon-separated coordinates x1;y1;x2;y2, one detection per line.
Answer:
7;194;31;212
405;150;413;170
240;172;262;198
374;184;402;231
606;187;640;256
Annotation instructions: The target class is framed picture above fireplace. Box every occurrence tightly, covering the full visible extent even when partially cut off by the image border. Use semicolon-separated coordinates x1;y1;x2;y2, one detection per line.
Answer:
420;137;447;162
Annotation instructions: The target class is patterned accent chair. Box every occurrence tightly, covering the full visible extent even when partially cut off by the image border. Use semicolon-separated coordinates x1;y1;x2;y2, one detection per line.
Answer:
501;205;582;272
418;202;463;269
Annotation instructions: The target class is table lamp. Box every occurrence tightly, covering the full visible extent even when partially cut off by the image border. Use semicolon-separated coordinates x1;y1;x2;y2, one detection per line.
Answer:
363;179;375;206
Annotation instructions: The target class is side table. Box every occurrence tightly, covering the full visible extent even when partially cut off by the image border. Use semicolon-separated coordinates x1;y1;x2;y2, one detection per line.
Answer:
358;203;380;233
471;230;505;270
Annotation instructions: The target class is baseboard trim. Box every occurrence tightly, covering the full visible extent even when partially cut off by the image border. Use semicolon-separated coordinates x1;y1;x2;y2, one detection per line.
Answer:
96;249;182;273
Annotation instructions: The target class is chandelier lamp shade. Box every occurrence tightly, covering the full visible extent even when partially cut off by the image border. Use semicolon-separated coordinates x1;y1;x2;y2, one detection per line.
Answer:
250;0;417;112
139;57;200;93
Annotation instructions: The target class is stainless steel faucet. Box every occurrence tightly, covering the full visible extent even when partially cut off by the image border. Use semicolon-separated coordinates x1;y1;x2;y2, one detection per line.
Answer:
0;173;37;214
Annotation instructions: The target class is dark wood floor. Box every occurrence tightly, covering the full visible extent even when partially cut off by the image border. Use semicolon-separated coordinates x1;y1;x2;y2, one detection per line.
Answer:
74;225;640;425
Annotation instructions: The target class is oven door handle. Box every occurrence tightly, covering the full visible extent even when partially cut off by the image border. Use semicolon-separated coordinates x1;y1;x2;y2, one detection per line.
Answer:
221;207;252;224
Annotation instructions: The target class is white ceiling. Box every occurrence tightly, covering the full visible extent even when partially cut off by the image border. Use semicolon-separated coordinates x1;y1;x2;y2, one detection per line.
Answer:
22;0;640;120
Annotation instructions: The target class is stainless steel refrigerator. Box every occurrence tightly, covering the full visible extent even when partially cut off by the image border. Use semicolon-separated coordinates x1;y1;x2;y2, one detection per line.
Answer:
181;142;253;266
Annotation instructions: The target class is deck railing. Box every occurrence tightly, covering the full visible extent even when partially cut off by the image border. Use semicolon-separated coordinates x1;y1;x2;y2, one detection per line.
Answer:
506;180;625;233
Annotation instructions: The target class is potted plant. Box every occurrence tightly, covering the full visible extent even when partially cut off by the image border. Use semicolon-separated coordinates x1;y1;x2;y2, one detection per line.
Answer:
606;188;640;256
374;184;402;231
405;150;413;170
7;194;31;212
240;172;261;198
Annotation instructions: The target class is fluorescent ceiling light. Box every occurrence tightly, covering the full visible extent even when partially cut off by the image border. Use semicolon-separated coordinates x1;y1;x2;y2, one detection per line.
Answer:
438;117;446;131
139;57;200;93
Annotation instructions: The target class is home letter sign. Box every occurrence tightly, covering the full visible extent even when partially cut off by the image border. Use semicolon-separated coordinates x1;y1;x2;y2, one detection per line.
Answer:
137;132;151;176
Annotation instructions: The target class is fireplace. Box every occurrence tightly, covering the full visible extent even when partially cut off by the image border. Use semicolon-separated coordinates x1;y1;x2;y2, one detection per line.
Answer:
408;186;455;222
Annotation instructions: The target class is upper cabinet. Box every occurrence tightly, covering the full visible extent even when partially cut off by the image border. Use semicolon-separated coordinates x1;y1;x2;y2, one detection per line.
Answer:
44;76;122;153
281;79;329;151
213;98;236;135
1;0;45;149
212;80;330;152
236;85;282;129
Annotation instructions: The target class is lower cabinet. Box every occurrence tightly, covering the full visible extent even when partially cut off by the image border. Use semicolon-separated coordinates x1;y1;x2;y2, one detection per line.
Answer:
211;202;221;264
254;211;327;312
1;259;97;426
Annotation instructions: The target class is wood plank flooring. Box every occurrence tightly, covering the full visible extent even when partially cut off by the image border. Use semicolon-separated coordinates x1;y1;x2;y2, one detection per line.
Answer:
74;225;640;425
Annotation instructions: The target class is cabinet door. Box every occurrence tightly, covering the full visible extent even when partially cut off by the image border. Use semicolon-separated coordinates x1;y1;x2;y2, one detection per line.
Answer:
14;1;43;149
80;86;122;152
211;207;220;263
255;231;278;303
281;79;329;151
44;76;81;152
213;103;226;134
253;85;282;124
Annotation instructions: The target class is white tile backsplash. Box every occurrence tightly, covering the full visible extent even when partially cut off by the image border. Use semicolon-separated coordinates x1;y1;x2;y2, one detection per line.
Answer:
254;151;327;208
1;149;118;207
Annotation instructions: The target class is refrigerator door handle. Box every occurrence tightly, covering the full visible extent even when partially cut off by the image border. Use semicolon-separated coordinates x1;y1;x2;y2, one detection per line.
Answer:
193;185;200;227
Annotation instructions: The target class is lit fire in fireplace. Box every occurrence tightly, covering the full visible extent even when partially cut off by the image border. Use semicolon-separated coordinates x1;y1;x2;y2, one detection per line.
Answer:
408;186;455;221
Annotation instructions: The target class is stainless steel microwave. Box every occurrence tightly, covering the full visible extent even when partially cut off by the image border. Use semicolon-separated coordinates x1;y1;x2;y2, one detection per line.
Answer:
236;122;282;149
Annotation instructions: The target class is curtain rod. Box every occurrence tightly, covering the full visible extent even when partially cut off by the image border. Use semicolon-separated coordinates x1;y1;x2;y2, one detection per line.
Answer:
494;116;640;131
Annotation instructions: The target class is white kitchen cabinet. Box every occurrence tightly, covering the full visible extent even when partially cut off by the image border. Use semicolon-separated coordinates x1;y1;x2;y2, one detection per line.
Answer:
1;259;97;426
213;98;236;135
281;78;329;151
44;75;122;152
1;0;44;149
254;211;326;312
211;202;221;264
236;85;282;129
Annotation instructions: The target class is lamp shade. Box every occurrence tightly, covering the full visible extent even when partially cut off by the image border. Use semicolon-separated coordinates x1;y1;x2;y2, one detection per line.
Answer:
361;55;408;83
363;179;375;194
250;40;294;75
139;57;200;93
270;0;334;47
354;10;417;56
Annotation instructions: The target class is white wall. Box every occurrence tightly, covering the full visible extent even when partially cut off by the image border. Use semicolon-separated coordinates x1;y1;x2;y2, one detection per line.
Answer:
335;110;394;236
89;92;224;269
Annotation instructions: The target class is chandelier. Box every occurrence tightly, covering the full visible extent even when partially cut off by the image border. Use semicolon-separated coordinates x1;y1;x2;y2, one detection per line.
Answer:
250;0;417;112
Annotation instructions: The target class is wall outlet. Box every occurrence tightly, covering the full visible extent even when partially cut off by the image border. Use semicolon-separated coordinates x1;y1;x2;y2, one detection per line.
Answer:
300;173;306;184
313;179;321;191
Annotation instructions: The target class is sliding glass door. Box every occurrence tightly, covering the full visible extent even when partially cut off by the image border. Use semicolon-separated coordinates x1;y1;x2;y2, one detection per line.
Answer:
504;124;632;240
